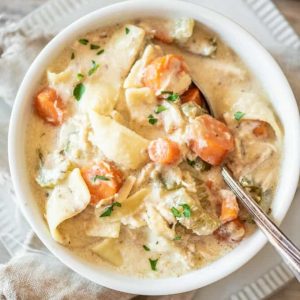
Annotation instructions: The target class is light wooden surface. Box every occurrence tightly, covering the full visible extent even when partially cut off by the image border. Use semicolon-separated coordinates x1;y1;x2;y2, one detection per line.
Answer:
0;0;299;298
273;0;300;34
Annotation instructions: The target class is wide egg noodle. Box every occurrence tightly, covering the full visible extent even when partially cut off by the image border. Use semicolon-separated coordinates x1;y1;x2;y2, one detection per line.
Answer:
46;168;90;244
89;111;149;170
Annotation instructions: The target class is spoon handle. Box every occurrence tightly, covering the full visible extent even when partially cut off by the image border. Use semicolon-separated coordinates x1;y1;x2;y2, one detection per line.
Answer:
221;166;300;281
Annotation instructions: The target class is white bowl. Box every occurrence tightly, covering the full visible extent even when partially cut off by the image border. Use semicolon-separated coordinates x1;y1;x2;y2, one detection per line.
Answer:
8;0;300;295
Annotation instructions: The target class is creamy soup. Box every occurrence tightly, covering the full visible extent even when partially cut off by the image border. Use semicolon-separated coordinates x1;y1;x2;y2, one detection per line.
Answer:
26;18;282;278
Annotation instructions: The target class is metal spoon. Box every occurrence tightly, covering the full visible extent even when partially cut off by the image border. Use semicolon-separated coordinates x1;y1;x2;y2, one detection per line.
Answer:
192;81;300;281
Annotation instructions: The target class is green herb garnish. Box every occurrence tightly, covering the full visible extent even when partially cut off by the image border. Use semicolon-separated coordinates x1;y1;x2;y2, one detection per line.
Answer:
171;207;181;218
155;105;167;114
186;158;196;167
73;83;85;101
90;44;100;50
79;38;89;45
125;27;130;34
88;60;100;76
174;236;181;241
143;245;150;251
100;202;122;217
148;114;158;125
180;204;191;218
71;52;75;60
96;49;105;55
77;73;84;80
37;148;44;165
161;91;179;102
93;175;110;182
187;157;211;171
149;258;158;271
234;111;245;121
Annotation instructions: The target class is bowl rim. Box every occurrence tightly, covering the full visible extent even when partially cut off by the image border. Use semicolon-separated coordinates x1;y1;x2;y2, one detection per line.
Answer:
8;0;300;295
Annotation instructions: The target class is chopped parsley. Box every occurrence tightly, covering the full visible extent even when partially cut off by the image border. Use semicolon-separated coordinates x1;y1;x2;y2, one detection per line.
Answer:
161;91;179;102
73;83;85;101
143;245;150;251
90;44;100;50
154;105;167;114
88;60;100;76
78;38;89;45
187;157;211;171
148;114;158;125
93;175;110;182
37;148;44;165
125;27;130;34
180;204;191;218
171;204;191;219
186;158;196;167
96;49;105;55
100;202;121;217
171;207;181;218
174;236;181;241
77;73;84;80
234;111;245;121
149;258;158;271
71;52;75;60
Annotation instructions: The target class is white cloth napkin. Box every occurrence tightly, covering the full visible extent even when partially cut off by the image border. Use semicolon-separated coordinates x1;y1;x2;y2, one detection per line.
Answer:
0;7;299;300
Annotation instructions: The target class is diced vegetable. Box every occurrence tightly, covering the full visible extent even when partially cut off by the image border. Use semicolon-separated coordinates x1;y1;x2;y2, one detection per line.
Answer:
161;188;220;235
81;161;123;206
148;138;181;164
186;115;234;165
142;54;191;95
139;18;194;44
214;219;245;242
219;190;239;224
181;86;204;106
181;102;207;118
240;177;263;203
34;87;65;126
242;120;275;139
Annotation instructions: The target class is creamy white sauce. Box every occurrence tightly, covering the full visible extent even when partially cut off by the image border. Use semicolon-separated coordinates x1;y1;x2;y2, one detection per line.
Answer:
25;19;281;278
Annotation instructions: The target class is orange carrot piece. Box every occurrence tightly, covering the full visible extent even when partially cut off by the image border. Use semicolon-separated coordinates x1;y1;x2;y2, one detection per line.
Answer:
214;219;245;242
34;87;65;126
220;190;239;224
252;120;272;138
81;161;123;206
148;138;181;164
181;86;204;106
187;115;234;166
142;54;187;94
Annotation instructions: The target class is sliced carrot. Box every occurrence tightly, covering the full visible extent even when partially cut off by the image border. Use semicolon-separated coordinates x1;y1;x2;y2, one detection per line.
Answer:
219;190;239;224
148;138;181;164
187;114;234;166
214;219;245;242
206;180;213;190
252;120;274;138
181;86;204;106
34;87;65;126
240;119;274;139
142;54;188;94
81;161;123;206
